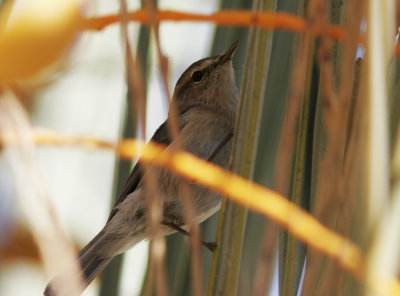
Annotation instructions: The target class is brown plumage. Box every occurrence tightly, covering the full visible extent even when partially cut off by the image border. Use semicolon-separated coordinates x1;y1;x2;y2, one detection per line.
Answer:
44;41;239;296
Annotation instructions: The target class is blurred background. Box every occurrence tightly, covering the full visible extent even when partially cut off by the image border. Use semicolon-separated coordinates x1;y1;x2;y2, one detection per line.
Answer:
2;0;399;296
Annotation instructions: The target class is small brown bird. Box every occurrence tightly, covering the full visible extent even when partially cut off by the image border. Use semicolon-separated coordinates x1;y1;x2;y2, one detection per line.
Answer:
45;41;239;296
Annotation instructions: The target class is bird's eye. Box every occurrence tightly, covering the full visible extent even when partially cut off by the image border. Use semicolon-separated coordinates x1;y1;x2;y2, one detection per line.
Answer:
192;70;203;82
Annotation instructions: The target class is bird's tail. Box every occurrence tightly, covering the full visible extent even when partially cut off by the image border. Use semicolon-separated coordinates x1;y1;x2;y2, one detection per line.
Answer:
44;231;113;296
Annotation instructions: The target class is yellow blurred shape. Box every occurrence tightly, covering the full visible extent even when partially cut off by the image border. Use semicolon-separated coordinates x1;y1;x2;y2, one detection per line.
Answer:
0;0;80;80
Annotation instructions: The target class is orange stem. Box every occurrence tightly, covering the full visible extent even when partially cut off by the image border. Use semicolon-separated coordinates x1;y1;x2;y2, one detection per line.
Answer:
79;10;399;58
79;9;400;58
79;10;335;37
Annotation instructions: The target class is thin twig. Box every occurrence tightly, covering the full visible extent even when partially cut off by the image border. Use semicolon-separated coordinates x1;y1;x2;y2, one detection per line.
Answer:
79;9;400;60
161;221;217;252
141;1;204;296
0;93;83;296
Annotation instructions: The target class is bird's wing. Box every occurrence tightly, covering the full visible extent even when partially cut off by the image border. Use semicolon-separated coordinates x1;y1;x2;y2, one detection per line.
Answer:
107;106;233;222
107;120;171;221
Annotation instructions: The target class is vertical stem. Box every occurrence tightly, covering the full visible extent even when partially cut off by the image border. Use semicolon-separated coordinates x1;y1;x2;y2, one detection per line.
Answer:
365;0;395;292
364;0;391;230
99;0;152;294
207;0;274;295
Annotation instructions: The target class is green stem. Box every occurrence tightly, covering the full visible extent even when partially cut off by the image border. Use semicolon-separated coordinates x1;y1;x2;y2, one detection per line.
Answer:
207;0;274;295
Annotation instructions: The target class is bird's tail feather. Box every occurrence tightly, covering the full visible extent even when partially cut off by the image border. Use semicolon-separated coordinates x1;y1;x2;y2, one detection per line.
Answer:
43;256;111;296
44;231;113;296
79;251;112;286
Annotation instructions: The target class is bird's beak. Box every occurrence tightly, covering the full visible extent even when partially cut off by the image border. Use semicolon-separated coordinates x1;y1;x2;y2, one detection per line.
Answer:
219;41;239;64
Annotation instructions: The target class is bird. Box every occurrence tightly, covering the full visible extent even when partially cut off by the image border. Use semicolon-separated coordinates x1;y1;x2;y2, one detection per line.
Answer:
44;41;239;296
